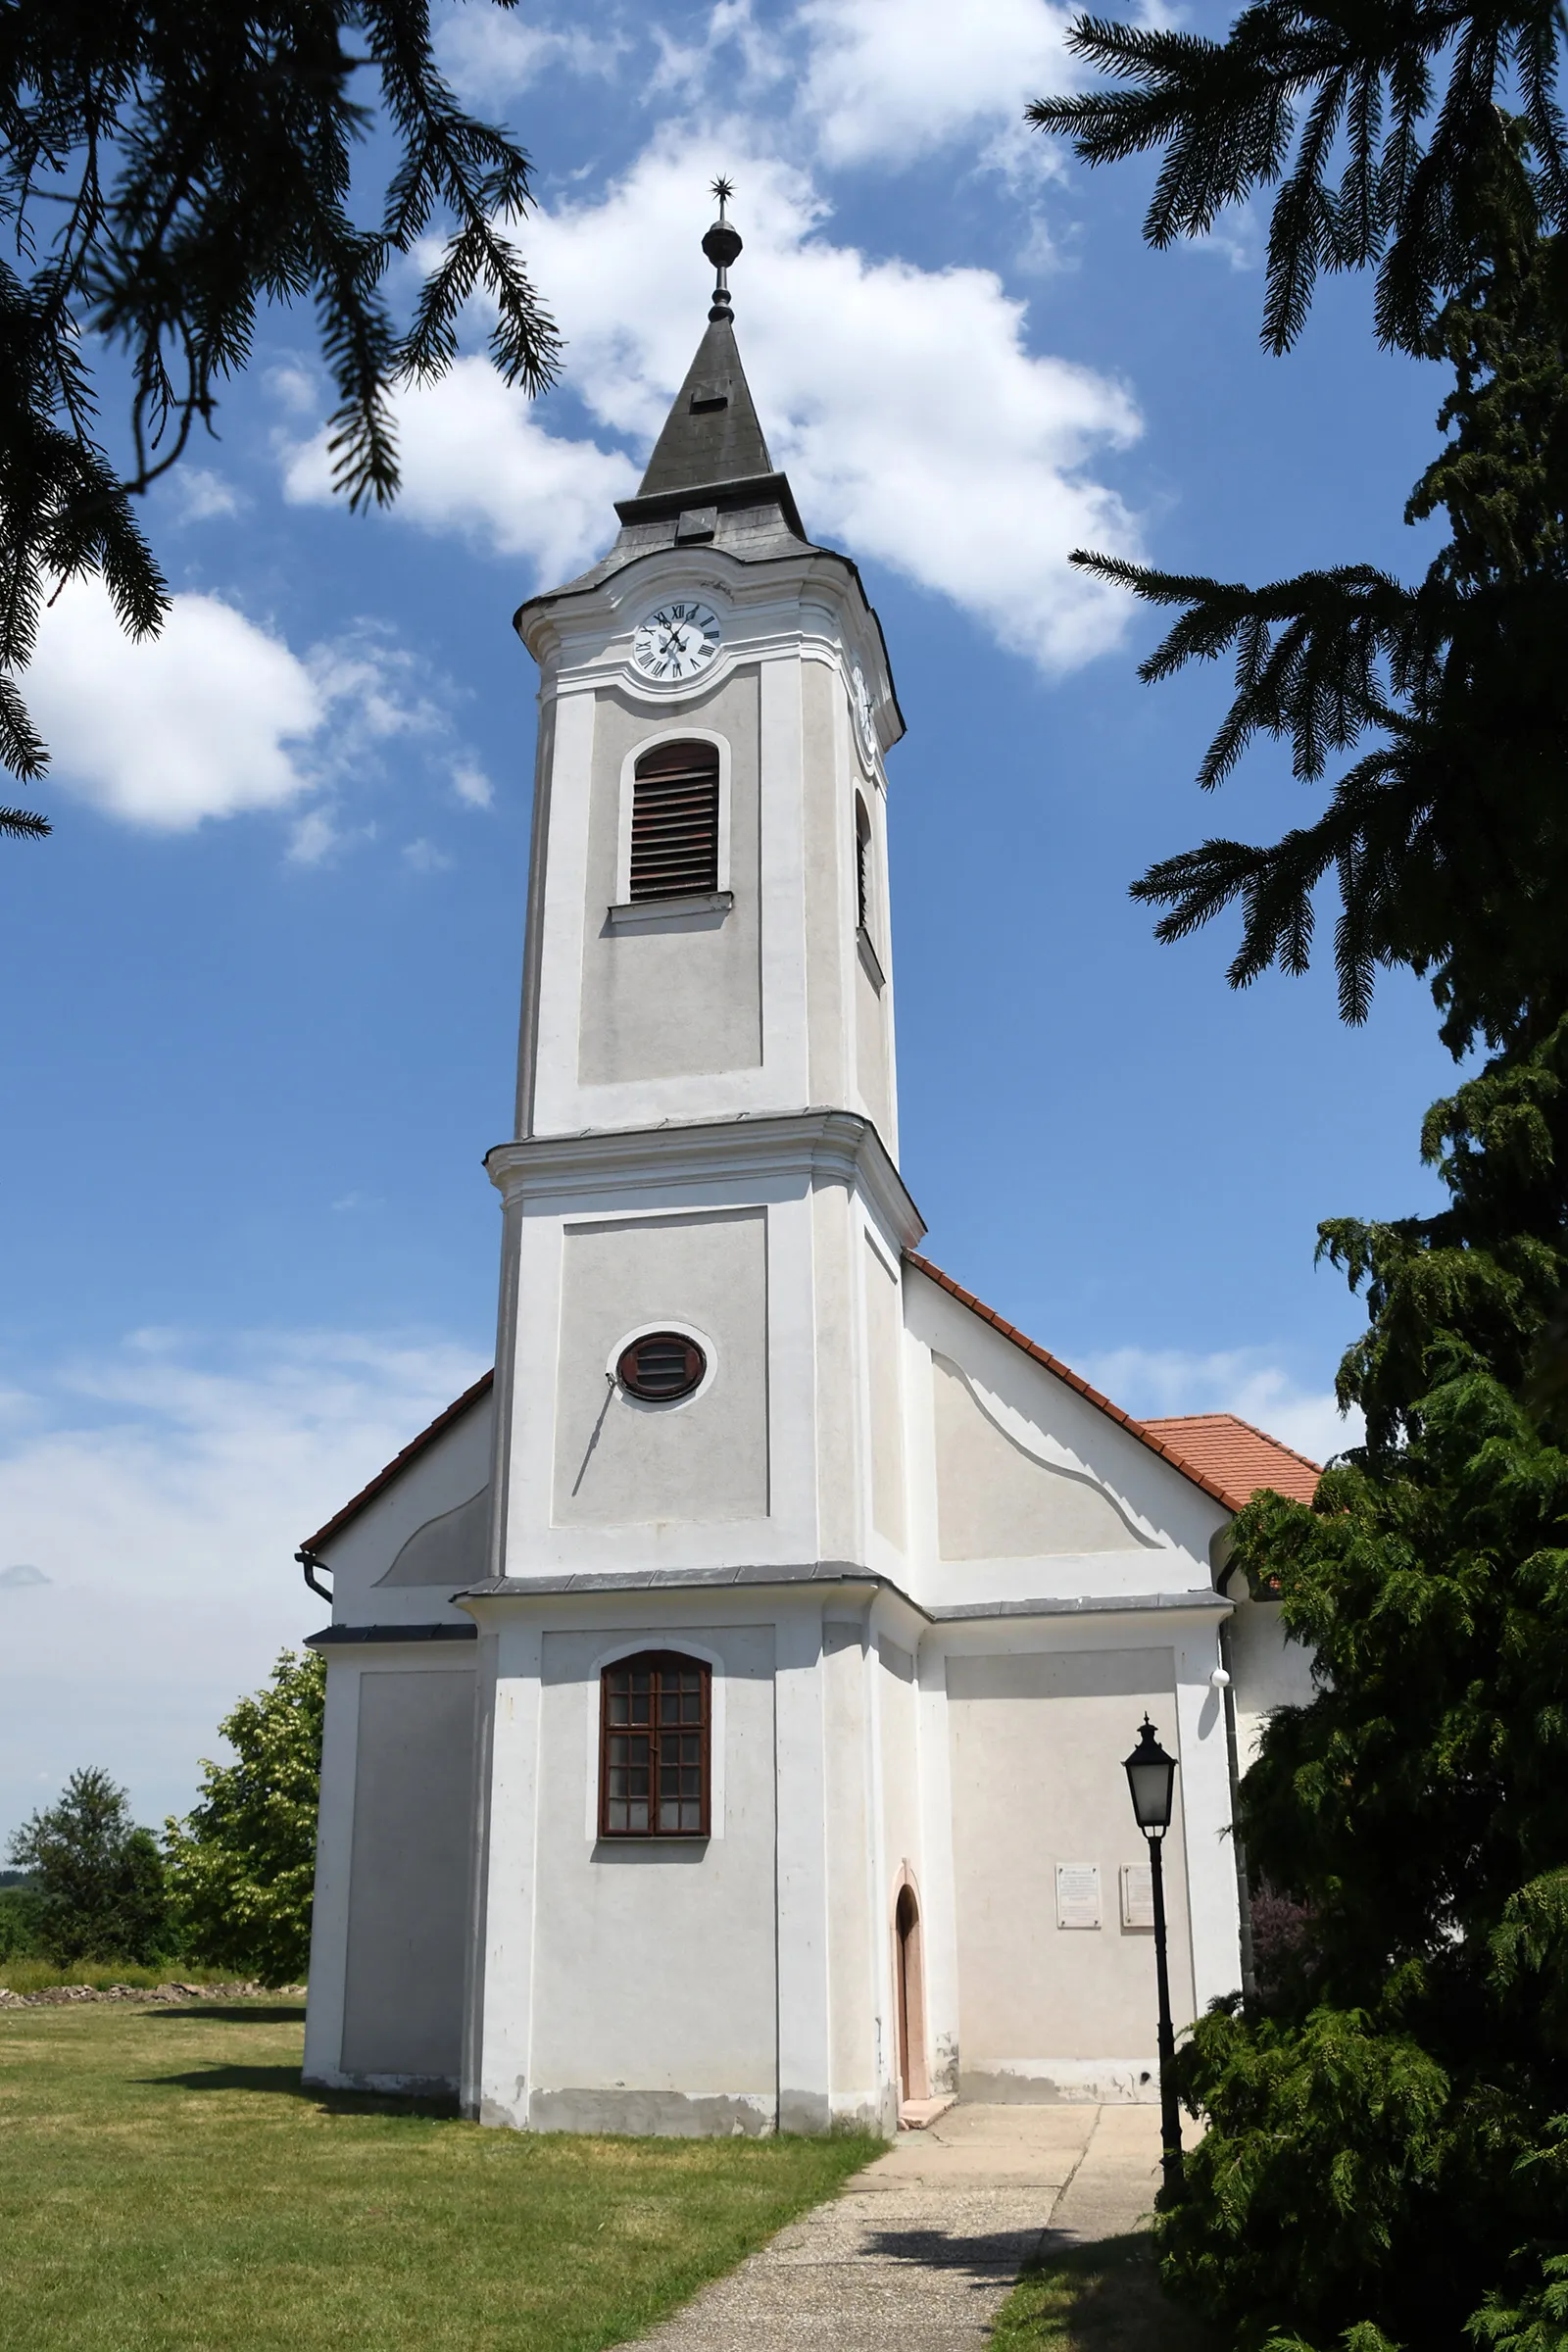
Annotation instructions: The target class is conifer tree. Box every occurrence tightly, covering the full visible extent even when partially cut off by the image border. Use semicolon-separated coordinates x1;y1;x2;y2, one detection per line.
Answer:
0;1;560;833
1027;16;1568;2349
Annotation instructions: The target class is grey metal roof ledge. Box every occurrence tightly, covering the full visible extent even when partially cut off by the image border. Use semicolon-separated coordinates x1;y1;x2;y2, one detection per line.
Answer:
306;1622;478;1646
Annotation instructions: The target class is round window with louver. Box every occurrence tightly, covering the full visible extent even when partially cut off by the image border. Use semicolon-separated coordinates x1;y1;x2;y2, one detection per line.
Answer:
616;1331;707;1403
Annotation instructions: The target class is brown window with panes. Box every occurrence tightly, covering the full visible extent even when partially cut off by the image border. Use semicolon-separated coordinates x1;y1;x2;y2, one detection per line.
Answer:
629;740;720;900
600;1651;711;1837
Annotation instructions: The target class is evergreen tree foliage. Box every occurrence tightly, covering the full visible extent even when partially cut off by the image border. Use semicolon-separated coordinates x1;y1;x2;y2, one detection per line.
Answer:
1026;24;1568;2352
1027;0;1568;356
1080;133;1568;1055
6;1767;170;1964
1159;1021;1568;2349
0;0;560;826
165;1649;325;1986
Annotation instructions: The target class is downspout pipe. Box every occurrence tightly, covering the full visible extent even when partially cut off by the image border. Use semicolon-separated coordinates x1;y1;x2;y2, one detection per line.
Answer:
297;1546;333;1605
1214;1556;1258;2005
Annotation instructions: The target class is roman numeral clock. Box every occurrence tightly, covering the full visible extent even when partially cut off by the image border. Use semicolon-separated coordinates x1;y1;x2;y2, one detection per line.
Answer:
631;599;722;683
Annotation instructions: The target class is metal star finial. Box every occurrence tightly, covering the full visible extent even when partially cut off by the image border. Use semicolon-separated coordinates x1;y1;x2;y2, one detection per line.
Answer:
702;179;743;321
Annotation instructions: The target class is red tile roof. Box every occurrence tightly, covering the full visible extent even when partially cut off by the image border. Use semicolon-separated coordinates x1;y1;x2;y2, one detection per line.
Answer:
299;1369;494;1555
1140;1413;1321;1512
905;1254;1319;1514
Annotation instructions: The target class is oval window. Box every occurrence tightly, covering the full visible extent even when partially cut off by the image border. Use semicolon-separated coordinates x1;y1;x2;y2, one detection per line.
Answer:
616;1331;707;1402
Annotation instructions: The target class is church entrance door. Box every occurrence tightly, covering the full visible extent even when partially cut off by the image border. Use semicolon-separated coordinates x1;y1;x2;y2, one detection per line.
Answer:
895;1885;926;2106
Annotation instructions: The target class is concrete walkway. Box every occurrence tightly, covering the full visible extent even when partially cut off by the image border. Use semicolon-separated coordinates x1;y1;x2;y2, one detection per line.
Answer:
627;2103;1168;2349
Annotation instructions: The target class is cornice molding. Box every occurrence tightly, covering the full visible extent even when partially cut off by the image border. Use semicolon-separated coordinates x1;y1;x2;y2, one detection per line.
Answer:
484;1108;925;1249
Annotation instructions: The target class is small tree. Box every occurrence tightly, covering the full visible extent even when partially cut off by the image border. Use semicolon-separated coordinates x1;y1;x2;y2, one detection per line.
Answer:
7;1768;170;1965
165;1649;325;1986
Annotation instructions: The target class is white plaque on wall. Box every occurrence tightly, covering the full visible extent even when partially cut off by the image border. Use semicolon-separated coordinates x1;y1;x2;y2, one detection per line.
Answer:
1055;1864;1102;1929
1121;1863;1155;1930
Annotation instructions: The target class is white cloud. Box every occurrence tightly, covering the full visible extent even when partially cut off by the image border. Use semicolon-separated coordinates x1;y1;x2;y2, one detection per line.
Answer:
164;466;247;523
797;0;1075;166
403;836;454;873
282;137;1143;673
281;356;639;582
28;582;324;828
451;760;495;808
433;3;621;102
27;584;479;839
1079;1345;1361;1467
0;1330;485;1841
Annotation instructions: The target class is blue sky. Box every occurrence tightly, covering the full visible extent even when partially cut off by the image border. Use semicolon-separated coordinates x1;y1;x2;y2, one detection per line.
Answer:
0;0;1461;1841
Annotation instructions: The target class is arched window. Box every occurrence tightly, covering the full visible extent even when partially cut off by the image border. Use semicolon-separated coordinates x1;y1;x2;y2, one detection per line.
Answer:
600;1651;711;1837
855;794;873;936
630;740;720;901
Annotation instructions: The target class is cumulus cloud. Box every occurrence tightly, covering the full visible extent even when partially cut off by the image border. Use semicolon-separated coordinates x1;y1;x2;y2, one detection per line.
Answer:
27;582;323;828
432;1;621;102
1078;1345;1360;1468
280;137;1143;673
27;583;484;837
281;357;638;579
0;1329;485;1839
796;0;1076;167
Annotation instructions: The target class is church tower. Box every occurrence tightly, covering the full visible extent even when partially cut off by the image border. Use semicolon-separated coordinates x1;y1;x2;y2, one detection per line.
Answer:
465;190;928;2132
299;188;1257;2143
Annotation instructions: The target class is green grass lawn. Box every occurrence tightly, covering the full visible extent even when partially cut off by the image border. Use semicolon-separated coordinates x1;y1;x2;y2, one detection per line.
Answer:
0;2000;876;2350
990;2232;1223;2351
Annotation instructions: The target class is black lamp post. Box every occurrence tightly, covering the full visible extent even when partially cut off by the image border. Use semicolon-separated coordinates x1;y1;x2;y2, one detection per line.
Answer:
1123;1713;1183;2200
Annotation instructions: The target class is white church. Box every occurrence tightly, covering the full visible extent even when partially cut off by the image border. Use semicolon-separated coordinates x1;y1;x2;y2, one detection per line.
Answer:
297;196;1319;2135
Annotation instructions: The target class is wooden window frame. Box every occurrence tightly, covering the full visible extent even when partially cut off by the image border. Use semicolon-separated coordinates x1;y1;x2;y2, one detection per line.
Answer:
855;792;873;937
599;1650;712;1839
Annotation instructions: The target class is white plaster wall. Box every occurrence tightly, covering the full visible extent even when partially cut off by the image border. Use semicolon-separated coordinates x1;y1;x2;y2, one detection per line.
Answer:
317;1393;493;1627
933;1356;1157;1560
903;1269;1229;1610
551;1206;768;1528
336;1664;477;2090
526;1624;778;2132
865;1235;906;1548
822;1620;880;2116
518;547;900;1140
1228;1590;1317;1766
577;676;762;1088
945;1642;1195;2098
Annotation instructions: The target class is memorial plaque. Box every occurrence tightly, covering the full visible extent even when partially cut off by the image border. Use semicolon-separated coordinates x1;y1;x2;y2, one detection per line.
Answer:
1055;1863;1102;1929
1121;1863;1155;1930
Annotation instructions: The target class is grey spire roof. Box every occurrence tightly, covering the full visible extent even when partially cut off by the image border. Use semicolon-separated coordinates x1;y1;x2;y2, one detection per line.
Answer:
612;183;807;542
634;315;774;500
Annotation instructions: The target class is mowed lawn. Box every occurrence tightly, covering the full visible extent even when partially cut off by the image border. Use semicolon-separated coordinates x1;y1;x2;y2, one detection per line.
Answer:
0;2001;877;2351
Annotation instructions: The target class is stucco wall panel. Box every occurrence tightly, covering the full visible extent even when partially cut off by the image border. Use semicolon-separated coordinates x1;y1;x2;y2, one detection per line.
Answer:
552;1207;768;1527
946;1645;1195;2079
578;676;762;1086
340;1667;476;2085
528;1626;777;2107
934;1356;1152;1560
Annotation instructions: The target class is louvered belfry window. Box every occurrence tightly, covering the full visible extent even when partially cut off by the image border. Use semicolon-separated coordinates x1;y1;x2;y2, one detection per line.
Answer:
629;739;720;900
601;1652;711;1837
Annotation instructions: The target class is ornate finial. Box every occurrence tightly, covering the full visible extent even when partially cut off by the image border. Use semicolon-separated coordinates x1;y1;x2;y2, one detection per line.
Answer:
702;178;742;322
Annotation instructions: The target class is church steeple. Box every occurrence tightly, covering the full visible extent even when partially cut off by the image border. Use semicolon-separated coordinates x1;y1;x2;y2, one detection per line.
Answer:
613;184;806;542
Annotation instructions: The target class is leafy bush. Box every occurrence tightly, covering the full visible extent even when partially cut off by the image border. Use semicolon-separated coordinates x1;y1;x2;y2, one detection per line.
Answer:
0;1883;44;1962
165;1650;324;1986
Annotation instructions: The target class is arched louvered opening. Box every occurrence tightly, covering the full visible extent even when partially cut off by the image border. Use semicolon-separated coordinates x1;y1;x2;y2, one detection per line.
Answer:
855;794;873;935
630;739;720;901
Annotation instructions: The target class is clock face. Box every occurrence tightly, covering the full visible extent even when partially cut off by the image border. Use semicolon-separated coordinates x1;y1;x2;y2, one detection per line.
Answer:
632;601;722;684
851;662;878;762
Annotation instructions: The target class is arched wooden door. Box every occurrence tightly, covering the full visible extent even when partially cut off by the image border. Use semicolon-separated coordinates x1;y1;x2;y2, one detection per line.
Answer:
895;1884;928;2105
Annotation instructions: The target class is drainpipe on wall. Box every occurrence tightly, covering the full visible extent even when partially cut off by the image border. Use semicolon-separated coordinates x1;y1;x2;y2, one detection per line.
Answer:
297;1546;333;1605
1214;1558;1258;2005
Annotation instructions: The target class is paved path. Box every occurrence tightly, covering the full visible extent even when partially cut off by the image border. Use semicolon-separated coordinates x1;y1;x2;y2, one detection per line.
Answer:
627;2102;1169;2349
